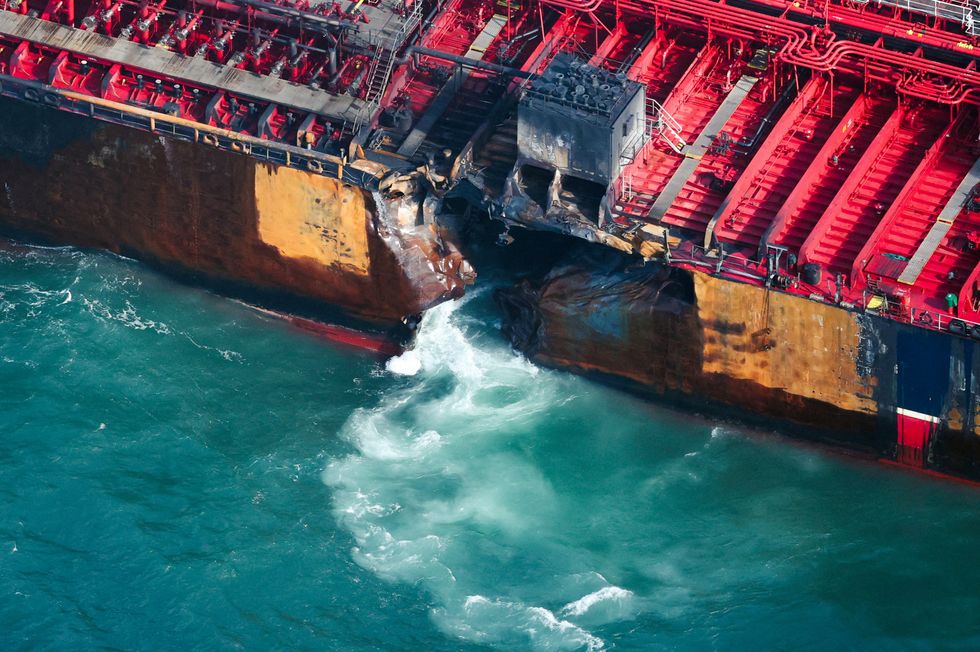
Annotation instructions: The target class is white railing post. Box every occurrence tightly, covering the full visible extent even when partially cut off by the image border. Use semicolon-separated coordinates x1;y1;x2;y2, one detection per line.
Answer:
647;99;685;153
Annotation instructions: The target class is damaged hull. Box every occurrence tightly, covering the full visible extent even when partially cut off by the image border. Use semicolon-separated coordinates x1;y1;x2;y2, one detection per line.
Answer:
497;248;980;481
0;0;978;485
0;97;468;328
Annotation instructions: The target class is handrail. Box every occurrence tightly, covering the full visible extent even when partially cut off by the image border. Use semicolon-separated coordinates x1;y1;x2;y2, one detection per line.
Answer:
352;0;425;134
0;74;387;189
648;98;685;153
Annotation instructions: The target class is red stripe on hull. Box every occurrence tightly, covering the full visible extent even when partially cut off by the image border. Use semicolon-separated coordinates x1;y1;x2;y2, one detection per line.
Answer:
896;411;939;467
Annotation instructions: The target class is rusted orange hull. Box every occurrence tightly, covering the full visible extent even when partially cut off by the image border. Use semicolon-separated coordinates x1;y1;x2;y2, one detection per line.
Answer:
497;247;980;481
0;97;468;327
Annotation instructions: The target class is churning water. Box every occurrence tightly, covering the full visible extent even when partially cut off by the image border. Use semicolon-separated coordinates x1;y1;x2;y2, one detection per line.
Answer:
3;243;980;650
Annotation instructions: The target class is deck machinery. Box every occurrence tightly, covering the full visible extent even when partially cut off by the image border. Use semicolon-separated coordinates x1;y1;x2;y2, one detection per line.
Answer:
4;0;980;466
2;0;980;327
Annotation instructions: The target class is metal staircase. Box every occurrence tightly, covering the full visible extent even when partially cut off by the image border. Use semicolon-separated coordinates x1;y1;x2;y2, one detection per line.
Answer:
351;1;424;134
608;98;687;220
617;98;686;166
648;99;686;154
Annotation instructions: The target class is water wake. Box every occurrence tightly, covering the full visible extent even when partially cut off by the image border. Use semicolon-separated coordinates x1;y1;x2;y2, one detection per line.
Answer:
0;250;242;364
324;297;636;650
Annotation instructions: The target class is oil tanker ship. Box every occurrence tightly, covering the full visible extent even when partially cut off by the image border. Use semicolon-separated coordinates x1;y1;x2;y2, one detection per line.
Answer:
2;0;980;478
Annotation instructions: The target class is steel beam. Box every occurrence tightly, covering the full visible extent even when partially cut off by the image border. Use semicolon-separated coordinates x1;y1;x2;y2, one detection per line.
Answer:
796;103;904;272
900;155;980;286
648;73;759;223
761;93;878;252
705;75;824;250
853;116;963;287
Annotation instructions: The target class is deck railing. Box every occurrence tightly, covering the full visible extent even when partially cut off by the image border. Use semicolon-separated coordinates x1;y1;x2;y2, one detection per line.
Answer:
0;75;385;191
872;0;979;35
660;238;980;338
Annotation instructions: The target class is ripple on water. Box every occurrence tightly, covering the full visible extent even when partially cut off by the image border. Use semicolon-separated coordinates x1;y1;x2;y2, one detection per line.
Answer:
325;298;669;650
5;244;980;650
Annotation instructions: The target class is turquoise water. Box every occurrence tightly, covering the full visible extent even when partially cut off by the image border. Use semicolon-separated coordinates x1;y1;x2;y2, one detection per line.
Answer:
3;243;980;651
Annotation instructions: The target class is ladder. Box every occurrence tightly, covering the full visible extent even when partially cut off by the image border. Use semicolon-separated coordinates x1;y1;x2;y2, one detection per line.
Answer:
648;98;685;153
366;1;423;103
351;1;424;134
623;169;634;202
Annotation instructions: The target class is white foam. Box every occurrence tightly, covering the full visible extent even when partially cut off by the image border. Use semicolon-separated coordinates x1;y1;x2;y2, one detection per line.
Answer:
82;297;173;335
560;586;635;620
386;349;422;375
324;298;638;650
77;291;242;362
527;607;604;651
415;430;442;449
464;594;490;608
450;595;605;651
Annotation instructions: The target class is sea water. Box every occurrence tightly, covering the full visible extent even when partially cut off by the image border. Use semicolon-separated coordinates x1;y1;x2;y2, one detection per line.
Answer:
2;244;980;651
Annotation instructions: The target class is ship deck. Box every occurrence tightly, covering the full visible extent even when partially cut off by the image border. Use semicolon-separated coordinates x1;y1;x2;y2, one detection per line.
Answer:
2;0;980;334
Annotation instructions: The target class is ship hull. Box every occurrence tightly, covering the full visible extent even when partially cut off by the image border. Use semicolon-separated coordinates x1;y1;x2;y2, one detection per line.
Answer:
0;97;468;328
497;247;980;480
